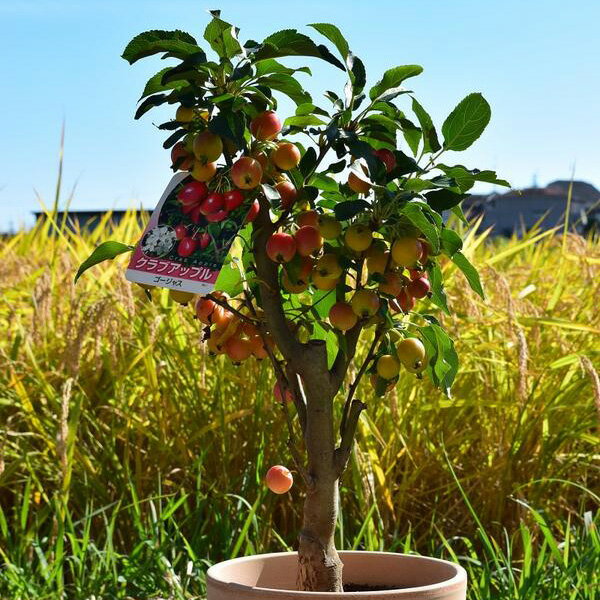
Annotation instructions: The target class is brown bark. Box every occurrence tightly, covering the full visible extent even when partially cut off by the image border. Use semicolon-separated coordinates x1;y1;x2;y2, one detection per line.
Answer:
296;374;344;593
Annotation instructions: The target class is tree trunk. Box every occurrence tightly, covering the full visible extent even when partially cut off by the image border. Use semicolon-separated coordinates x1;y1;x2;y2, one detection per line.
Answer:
297;474;343;592
296;376;344;592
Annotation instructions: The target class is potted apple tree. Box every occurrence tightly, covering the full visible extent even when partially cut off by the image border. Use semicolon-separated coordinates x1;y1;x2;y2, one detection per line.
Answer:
78;11;508;597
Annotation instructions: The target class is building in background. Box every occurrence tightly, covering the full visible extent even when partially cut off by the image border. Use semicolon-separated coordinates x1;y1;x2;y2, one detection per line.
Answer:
464;180;599;236
32;209;148;232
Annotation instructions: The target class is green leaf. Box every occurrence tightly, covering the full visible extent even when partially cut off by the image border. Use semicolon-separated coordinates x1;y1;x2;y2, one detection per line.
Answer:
308;23;349;59
295;102;329;117
419;324;458;396
369;65;423;101
436;165;475;192
254;29;345;71
299;147;317;178
122;30;201;64
427;262;450;315
440;228;463;257
134;93;170;120
255;59;311;77
411;98;441;153
426;189;468;213
334;199;371;221
309;173;339;192
401;201;441;254
284;115;326;128
257;73;312;105
203;11;243;59
139;68;185;99
75;242;133;283
311;322;339;369
471;169;510;187
452;251;484;299
311;289;337;319
399;118;422;156
214;260;244;296
208;111;247;148
442;93;491;151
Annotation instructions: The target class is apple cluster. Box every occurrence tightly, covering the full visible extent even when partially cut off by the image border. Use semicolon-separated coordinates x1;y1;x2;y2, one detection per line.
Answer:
166;105;433;398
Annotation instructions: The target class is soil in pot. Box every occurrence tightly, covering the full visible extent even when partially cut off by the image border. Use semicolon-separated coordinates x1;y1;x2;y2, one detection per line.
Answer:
344;583;403;592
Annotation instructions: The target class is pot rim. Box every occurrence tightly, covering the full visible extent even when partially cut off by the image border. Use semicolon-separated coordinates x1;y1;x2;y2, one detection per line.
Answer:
207;550;467;596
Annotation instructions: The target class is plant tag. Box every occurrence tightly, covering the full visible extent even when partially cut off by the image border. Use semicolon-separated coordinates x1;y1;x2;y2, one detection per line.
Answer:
126;173;253;295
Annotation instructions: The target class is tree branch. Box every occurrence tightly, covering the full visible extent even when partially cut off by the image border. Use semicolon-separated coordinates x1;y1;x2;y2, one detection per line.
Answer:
334;399;366;475
252;198;306;365
339;327;383;436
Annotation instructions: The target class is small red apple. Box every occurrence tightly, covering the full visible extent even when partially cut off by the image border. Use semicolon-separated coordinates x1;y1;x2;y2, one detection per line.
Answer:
265;465;293;494
178;181;208;206
266;232;296;263
250;111;282;141
174;224;187;240
177;237;198;257
373;148;396;173
200;192;224;215
223;189;245;211
205;209;228;223
245;199;260;223
294;226;323;257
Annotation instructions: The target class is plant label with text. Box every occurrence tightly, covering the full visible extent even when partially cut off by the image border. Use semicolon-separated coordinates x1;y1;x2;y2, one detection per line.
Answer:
126;173;252;294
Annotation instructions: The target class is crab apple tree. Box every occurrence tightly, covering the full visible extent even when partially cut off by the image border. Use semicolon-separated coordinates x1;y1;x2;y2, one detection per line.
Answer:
78;11;508;594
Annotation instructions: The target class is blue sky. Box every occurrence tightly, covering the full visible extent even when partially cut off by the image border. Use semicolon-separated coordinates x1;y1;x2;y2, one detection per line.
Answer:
1;0;599;230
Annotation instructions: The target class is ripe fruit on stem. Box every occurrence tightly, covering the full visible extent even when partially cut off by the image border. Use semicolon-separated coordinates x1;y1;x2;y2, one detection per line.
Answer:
275;180;297;210
407;276;431;299
171;142;194;171
265;465;293;494
317;214;342;239
231;156;263;189
223;189;245;211
178;181;208;206
266;232;296;263
395;289;416;313
244;199;260;223
294;226;323;257
315;254;342;279
376;355;400;379
391;237;423;267
195;296;216;324
379;271;405;296
351;289;380;318
193;131;223;163
366;242;390;274
373;148;396;173
192;161;217;182
250;111;281;141
175;105;194;122
348;171;371;194
200;192;224;215
272;142;301;170
328;302;358;331
311;272;339;291
396;338;427;372
224;336;253;362
345;224;373;252
297;210;319;228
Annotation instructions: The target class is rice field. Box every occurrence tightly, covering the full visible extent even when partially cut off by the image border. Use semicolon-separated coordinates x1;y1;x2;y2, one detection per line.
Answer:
0;207;598;599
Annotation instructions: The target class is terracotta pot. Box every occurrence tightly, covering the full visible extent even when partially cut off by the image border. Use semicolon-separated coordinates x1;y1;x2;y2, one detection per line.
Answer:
207;551;467;599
